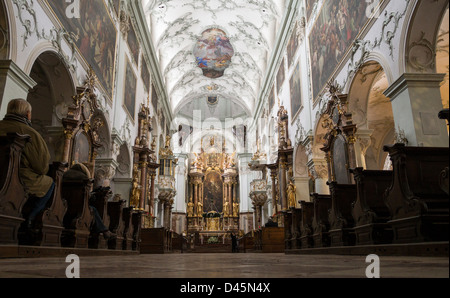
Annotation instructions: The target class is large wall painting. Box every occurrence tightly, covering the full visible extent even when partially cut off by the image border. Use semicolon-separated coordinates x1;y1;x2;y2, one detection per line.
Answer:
290;61;302;122
46;0;117;100
123;57;137;121
309;0;368;101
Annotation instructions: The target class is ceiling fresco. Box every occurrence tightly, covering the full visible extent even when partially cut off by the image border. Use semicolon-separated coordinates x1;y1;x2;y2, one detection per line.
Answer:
142;0;287;118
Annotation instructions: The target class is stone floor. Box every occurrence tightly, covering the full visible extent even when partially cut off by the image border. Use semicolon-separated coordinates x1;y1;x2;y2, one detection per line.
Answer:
0;253;448;279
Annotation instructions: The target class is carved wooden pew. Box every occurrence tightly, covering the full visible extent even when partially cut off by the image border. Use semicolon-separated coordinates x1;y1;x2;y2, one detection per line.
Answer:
350;168;393;245
328;182;357;247
311;193;332;248
289;208;302;249
19;162;68;247
61;173;94;248
0;133;31;245
261;227;285;253
88;187;112;249
107;200;126;250
131;211;143;251
299;201;314;248
283;211;292;250
383;144;449;243
122;207;134;251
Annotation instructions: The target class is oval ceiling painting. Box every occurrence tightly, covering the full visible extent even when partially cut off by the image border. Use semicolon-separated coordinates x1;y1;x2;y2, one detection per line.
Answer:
193;28;234;79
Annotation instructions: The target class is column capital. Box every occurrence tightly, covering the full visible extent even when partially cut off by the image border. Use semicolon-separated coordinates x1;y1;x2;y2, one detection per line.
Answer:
384;73;446;100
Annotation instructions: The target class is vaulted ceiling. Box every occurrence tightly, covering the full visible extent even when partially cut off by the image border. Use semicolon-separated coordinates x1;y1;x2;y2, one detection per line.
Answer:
141;0;287;120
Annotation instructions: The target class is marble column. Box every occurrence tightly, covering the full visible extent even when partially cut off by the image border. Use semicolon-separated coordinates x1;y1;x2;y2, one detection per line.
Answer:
279;155;288;211
267;164;279;215
147;162;159;218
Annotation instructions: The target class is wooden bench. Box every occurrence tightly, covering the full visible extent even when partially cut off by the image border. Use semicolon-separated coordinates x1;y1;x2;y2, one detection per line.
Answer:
140;228;172;254
311;193;332;248
0;133;31;245
328;182;357;247
131;211;143;251
121;207;134;251
289;208;302;249
283;211;292;250
107;200;126;250
60;175;94;248
299;201;314;248
88;186;112;249
261;227;285;253
350;168;393;245
19;162;68;247
239;232;255;253
383;144;449;243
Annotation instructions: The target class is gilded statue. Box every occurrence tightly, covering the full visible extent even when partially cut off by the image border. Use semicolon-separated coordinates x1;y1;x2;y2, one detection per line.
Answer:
130;166;141;208
287;179;297;208
233;202;239;217
223;201;230;217
165;135;171;148
223;152;236;169
197;200;203;217
187;198;194;217
192;152;203;169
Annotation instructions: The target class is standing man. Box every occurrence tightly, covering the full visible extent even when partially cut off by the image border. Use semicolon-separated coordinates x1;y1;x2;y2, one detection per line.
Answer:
0;98;54;228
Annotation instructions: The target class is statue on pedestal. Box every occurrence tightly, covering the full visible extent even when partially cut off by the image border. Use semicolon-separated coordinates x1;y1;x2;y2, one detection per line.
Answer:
233;202;239;217
197;200;203;217
187;198;194;217
287;179;297;208
223;201;230;217
130;165;141;208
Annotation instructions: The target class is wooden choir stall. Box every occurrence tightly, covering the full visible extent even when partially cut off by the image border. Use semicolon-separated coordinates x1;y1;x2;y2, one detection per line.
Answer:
0;68;143;256
283;89;449;256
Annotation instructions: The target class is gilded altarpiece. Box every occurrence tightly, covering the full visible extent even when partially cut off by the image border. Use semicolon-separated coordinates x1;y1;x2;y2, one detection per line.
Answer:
187;135;239;240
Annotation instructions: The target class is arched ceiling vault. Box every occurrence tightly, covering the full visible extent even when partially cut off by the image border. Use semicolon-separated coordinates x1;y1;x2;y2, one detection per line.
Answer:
141;0;287;119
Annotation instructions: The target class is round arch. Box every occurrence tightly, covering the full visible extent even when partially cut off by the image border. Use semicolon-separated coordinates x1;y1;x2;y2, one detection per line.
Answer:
346;60;395;170
26;50;76;162
401;0;449;75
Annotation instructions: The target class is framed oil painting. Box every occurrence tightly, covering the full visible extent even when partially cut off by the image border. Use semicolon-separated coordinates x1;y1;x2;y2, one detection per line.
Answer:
309;0;368;101
290;61;302;122
287;22;299;67
141;55;151;93
151;83;158;112
46;0;117;100
123;57;137;121
276;58;285;93
127;21;140;65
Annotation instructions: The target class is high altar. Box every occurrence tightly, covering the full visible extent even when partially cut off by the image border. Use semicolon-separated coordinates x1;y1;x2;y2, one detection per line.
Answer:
187;135;239;240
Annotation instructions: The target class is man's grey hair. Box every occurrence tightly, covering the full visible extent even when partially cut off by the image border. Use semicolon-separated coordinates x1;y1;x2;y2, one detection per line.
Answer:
7;98;32;117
